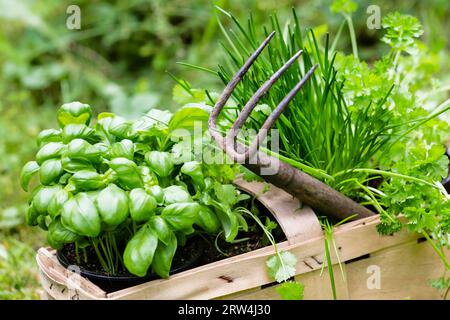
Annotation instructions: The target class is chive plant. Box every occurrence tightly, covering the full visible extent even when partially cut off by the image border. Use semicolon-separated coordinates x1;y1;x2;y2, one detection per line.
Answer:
213;8;398;196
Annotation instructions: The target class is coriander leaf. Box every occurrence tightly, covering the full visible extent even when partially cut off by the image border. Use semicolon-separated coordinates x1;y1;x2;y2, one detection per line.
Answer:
266;251;298;283
276;281;304;300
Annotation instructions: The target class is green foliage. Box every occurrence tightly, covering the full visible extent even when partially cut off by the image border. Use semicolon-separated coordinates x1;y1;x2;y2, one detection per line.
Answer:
20;100;272;278
276;281;304;300
382;12;424;52
266;251;297;283
330;0;358;15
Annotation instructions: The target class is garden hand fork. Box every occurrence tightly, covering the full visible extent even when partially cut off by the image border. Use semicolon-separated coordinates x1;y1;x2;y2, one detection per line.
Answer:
208;31;374;221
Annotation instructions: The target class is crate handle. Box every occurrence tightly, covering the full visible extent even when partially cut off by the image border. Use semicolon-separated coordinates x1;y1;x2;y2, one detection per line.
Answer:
234;176;323;245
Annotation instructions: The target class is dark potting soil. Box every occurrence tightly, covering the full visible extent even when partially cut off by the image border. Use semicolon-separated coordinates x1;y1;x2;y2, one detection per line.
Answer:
60;237;203;277
58;197;286;292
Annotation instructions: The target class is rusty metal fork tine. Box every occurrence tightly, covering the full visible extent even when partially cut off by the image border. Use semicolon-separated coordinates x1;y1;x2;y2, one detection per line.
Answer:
229;63;318;163
209;30;318;163
246;64;320;156
226;49;304;142
208;31;276;150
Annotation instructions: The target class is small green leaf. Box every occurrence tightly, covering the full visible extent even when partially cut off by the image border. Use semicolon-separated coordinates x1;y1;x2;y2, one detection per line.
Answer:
57;101;92;128
124;225;158;277
148;216;171;245
161;202;200;230
96;184;129;227
66;138;102;163
163;185;192;205
47;218;80;250
181;161;205;189
196;205;221;233
110;139;134;160
168;107;209;138
39;159;63;185
214;183;238;208
129;188;157;223
36;142;66;165
148;185;164;204
145;151;174;178
69;170;107;191
276;281;304;300
62;124;101;144
37;128;62;147
138;166;158;188
109;157;144;190
152;231;177;278
61;156;94;173
61;192;101;237
266;251;298;283
25;204;40;226
20;161;40;191
48;189;70;219
216;209;239;242
33;185;62;215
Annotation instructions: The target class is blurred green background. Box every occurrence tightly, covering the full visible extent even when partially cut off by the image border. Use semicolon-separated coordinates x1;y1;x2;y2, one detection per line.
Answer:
0;0;448;299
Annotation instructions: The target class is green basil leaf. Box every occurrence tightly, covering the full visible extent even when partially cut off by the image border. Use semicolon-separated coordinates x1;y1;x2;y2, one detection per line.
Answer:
129;188;157;223
96;184;129;227
216;209;239;242
37;128;62;147
39;159;63;185
145;151;174;178
147;185;164;205
84;190;101;203
61;192;101;237
57;101;92;128
124;225;158;277
69;170;107;191
148;215;171;245
152;231;177;278
25;204;40;226
58;172;72;184
61;156;95;173
62;124;101;144
33;185;63;215
163;185;192;205
110;139;134;160
48;189;70;219
168;107;209;138
181;161;205;189
139;166;158;188
47;217;80;249
109;158;143;190
37;215;49;231
161;202;200;230
20;161;40;191
196;205;221;233
108;117;137;140
67;138;102;163
93;142;110;154
36;142;66;165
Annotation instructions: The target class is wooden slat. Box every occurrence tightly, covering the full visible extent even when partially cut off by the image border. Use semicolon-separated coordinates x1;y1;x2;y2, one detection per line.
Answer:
346;240;450;300
37;248;106;300
234;177;323;244
107;215;419;300
227;264;350;300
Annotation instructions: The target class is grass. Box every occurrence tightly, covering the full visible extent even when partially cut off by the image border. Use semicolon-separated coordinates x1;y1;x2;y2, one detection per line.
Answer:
0;227;46;299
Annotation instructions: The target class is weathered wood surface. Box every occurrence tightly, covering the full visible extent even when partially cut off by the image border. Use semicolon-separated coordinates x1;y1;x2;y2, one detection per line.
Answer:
37;179;446;300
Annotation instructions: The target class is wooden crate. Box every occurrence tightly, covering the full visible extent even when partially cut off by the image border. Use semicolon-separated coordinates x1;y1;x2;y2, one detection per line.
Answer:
36;179;450;300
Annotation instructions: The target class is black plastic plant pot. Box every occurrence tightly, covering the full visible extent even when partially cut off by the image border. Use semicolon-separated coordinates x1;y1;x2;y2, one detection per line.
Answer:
56;236;207;293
